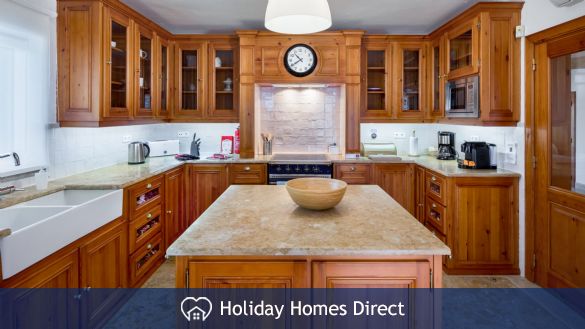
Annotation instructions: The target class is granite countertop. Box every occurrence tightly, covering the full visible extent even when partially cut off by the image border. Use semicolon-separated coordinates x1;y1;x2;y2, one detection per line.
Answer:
0;153;519;209
166;185;451;257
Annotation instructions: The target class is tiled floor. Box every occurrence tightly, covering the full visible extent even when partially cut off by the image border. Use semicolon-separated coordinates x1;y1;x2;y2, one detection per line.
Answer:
143;258;540;288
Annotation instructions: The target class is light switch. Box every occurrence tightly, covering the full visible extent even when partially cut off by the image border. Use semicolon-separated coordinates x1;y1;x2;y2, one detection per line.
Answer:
504;143;517;165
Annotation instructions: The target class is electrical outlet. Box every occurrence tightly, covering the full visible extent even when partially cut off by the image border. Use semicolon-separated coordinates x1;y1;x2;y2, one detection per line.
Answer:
515;25;525;39
505;143;517;165
122;135;132;143
393;132;407;139
177;131;190;138
470;135;480;142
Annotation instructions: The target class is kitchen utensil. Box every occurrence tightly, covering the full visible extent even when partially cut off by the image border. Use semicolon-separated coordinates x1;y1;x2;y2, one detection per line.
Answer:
285;178;347;211
190;133;200;158
128;142;150;164
458;141;494;169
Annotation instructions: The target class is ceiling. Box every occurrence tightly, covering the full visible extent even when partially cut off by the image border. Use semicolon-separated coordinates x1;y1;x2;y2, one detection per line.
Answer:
122;0;489;35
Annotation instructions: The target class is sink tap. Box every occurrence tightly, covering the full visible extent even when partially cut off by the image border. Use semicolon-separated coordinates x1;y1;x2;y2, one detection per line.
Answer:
0;152;20;166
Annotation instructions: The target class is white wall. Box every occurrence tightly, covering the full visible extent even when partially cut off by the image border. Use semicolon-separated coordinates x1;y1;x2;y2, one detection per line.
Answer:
523;0;585;35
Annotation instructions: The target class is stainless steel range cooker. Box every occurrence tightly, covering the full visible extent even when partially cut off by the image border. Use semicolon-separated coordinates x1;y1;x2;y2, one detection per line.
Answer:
268;154;332;185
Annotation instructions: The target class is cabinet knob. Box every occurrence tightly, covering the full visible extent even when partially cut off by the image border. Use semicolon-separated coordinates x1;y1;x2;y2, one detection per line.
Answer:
244;166;251;171
147;243;153;249
147;183;152;189
350;166;356;172
432;203;437;209
166;210;172;214
431;176;437;182
106;60;112;65
147;213;153;219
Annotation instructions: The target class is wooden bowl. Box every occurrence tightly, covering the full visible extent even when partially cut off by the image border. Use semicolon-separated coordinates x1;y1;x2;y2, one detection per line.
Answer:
285;178;347;210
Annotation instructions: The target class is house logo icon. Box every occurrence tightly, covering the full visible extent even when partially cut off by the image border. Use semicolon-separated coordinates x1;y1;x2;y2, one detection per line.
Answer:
181;297;213;322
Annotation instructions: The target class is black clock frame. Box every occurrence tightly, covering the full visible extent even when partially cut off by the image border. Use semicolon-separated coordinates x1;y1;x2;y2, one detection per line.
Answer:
283;44;318;77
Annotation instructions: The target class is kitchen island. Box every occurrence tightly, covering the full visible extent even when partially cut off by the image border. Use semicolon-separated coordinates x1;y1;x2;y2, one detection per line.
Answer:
167;184;450;288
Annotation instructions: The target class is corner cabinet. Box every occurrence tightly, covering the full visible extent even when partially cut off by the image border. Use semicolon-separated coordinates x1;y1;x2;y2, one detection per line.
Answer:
58;0;170;126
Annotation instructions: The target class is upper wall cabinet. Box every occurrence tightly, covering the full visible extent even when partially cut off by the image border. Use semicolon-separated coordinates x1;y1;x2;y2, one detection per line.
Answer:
446;16;480;80
361;41;392;120
394;42;426;120
155;36;173;119
58;0;170;127
174;41;206;119
208;41;238;121
429;36;446;118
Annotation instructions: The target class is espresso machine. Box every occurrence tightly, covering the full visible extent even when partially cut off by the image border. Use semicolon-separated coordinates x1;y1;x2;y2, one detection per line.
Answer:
437;131;457;160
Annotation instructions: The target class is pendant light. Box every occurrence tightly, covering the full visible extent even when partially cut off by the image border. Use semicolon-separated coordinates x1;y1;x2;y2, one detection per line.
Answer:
265;0;332;34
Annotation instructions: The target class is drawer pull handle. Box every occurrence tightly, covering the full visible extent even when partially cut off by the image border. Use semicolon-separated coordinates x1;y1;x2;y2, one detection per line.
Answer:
244;166;251;171
350;167;356;172
147;243;153;249
166;210;172;214
147;183;152;189
432;203;437;209
431;176;437;182
147;213;153;219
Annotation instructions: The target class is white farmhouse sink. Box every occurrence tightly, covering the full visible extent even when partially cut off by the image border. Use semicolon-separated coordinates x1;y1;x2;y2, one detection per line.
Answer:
0;189;123;279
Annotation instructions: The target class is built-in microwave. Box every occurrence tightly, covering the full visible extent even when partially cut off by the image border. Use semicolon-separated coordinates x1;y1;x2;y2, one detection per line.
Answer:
445;75;479;118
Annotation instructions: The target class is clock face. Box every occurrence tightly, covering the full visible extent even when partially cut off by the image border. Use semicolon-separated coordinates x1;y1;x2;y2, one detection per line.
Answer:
284;44;318;77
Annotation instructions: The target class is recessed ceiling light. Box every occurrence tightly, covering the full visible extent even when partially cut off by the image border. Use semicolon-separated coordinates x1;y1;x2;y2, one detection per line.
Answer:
265;0;332;34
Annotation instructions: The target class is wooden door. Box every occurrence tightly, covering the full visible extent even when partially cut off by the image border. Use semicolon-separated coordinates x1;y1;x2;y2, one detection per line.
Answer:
80;221;128;328
155;36;172;119
174;41;206;119
361;43;392;120
372;163;414;214
429;36;446;118
103;6;133;120
187;261;309;288
394;42;426;119
414;166;426;223
188;164;228;223
532;30;585;288
165;167;187;247
134;24;155;118
208;41;238;120
1;250;80;328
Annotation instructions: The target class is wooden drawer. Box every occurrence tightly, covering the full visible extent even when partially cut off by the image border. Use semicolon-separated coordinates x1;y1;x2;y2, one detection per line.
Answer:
425;171;447;206
128;175;163;218
229;164;267;185
425;222;447;244
334;164;371;184
426;197;447;235
129;204;163;253
129;233;163;286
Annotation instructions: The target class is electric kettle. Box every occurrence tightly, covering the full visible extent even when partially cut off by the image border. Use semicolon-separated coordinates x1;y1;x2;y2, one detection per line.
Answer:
128;142;150;164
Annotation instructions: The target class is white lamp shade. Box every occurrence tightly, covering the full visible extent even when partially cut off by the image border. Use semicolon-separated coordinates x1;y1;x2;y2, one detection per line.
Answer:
265;0;332;34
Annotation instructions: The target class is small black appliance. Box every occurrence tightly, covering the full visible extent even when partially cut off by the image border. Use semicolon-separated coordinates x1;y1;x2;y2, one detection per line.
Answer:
437;131;457;160
458;141;497;169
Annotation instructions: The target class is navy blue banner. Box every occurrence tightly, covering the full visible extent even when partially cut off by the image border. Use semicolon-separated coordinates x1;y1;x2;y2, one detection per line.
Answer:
0;288;584;329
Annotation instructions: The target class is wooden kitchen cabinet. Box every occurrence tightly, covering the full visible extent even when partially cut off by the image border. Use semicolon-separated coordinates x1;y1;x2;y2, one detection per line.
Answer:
228;164;267;185
312;261;431;288
155;36;173;119
188;164;228;223
372;163;415;215
127;175;164;219
164;167;187;247
129;233;164;286
445;16;480;80
208;41;238;120
414;165;426;223
361;41;392;120
134;23;156;118
185;261;309;288
334;163;372;185
80;221;128;328
394;42;426;119
429;35;446;118
174;41;206;119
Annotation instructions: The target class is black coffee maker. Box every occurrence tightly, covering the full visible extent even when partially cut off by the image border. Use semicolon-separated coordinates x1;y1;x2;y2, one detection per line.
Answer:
437;131;457;160
458;141;497;169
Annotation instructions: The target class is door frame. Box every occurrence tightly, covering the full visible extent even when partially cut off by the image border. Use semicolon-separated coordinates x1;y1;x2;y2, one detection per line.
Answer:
525;16;585;283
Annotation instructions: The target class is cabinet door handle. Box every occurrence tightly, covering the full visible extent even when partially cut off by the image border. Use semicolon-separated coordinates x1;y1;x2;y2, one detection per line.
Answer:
106;60;112;65
166;210;172;214
147;213;153;219
147;183;152;189
431;176;437;182
350;167;356;172
432;203;437;209
147;243;153;249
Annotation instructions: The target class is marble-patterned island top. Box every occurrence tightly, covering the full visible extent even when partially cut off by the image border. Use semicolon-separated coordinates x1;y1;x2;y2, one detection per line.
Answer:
167;185;451;257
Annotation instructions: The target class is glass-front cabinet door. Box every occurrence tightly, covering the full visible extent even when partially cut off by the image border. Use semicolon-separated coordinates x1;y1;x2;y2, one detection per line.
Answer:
156;37;172;119
430;36;446;117
446;17;479;79
104;8;132;119
135;26;154;117
208;42;238;120
175;42;205;118
395;42;425;118
361;44;392;119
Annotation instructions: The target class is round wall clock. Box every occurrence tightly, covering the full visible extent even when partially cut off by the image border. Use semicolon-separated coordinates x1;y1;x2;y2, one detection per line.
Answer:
284;44;318;77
